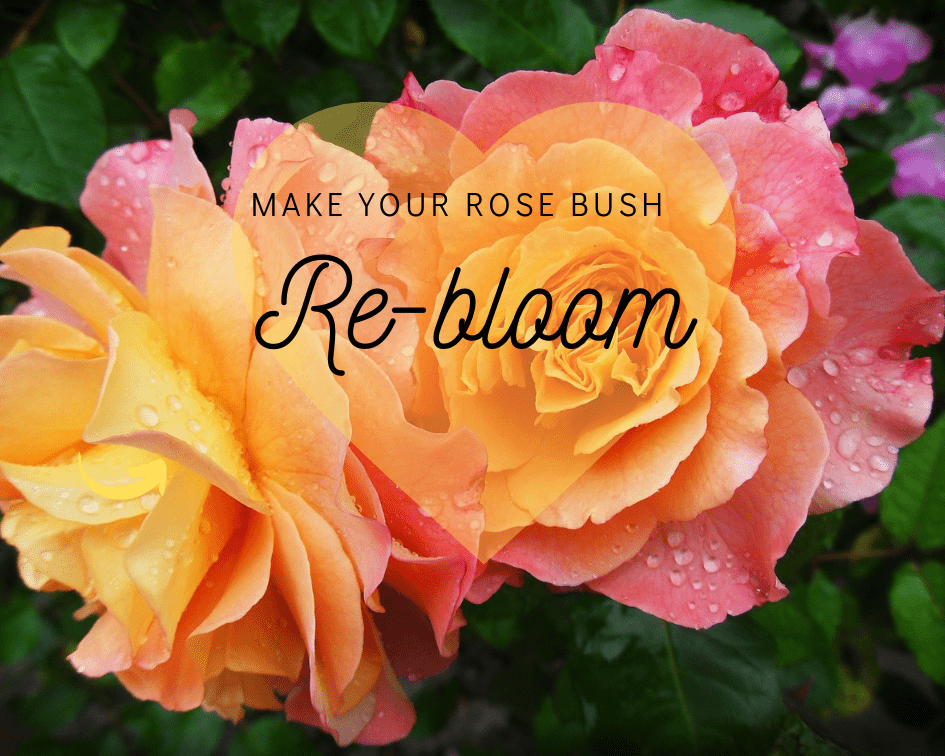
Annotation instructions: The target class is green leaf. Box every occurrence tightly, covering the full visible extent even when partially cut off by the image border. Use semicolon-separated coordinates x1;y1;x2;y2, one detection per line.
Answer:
428;0;596;74
222;0;301;54
154;38;253;134
0;44;106;207
306;0;398;60
228;717;314;756
55;0;126;69
286;68;359;122
880;412;945;550
0;593;56;663
842;149;895;205
806;570;842;642
125;706;225;756
646;0;801;72
573;605;782;753
872;195;945;289
889;561;945;686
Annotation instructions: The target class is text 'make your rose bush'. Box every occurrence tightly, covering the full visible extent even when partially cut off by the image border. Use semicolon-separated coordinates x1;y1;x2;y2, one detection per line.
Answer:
0;8;942;747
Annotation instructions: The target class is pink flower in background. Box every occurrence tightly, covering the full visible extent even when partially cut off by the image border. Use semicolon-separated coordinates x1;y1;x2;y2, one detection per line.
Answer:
802;15;932;128
817;84;888;128
833;16;932;89
891;133;945;199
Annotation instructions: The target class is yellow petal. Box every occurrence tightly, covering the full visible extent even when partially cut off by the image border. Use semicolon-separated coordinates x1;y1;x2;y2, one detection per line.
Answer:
83;310;265;511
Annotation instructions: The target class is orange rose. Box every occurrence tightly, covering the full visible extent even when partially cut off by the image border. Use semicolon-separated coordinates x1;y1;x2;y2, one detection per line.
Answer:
358;10;944;626
0;111;486;745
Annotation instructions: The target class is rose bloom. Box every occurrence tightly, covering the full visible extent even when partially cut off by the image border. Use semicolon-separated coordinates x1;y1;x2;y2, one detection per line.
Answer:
0;110;487;744
363;10;944;624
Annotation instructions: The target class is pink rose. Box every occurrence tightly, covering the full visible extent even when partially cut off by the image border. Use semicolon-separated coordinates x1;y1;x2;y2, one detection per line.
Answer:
363;9;944;627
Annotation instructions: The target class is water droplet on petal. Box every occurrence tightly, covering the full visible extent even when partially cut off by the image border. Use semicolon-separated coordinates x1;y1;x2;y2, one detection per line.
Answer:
665;530;684;548
674;548;694;566
702;555;720;573
341;175;365;194
866;435;884;447
868;455;890;472
187;419;202;434
129;143;149;163
829;411;842;425
787;367;808;387
166;395;182;412
78;496;99;514
850;347;873;365
730;63;741;75
608;62;627;81
669;569;685;587
194;440;208;454
716;91;745;111
816;231;834;247
365;135;377;151
137;404;160;427
318;161;337;182
836;428;860;459
822;358;839;377
709;603;719;613
823;479;834;490
646;554;661;568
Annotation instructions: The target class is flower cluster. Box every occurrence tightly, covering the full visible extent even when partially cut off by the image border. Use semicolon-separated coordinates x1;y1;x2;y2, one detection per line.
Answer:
0;8;941;746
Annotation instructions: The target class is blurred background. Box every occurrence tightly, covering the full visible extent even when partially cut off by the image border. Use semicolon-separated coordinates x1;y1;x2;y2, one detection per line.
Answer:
0;1;944;753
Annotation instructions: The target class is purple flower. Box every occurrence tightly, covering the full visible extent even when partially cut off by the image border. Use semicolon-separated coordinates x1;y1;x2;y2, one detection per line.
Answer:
818;84;888;128
891;133;945;199
832;16;932;89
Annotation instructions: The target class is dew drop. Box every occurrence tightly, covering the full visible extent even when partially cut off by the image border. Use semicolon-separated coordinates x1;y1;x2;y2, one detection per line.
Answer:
674;548;694;566
166;395;182;412
199;519;212;535
646;554;661;568
194;440;208;454
730;63;741;75
849;462;861;472
141;492;159;511
829;411;842;425
78;496;99;515
41;550;53;562
886;444;898;455
702;554;720;573
341;175;365;194
608;62;627;81
786;367;808;388
709;603;719;613
318;161;338;182
665;529;684;548
822;358;840;377
129;143;149;163
716;91;745;111
868;455;890;472
137;404;160;427
823;479;834;490
691;579;703;590
866;435;884;446
669;569;685;587
365;135;377;151
836;428;860;459
850;347;873;366
187;419;202;434
816;231;834;247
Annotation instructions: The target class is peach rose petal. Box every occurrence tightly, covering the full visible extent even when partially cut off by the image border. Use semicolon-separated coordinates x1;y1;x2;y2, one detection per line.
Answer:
80;524;157;658
0;349;106;464
372;584;457;680
630;293;769;523
269;505;322;709
1;501;91;594
589;383;828;627
79;110;212;291
82;311;264;512
222;117;290;217
0;247;125;342
498;507;656;587
794;219;944;512
455;47;701;152
148;186;255;421
466;562;525;604
190;509;273;635
0;444;168;525
69;611;134;677
271;485;366;708
397;72;478;129
354;448;477;653
604;9;787;125
124;473;240;648
705;113;859;316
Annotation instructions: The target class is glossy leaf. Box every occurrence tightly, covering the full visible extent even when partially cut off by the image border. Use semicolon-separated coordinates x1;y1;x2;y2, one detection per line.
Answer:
55;0;126;69
222;0;301;54
428;0;597;73
306;0;398;59
0;45;106;207
889;561;945;686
